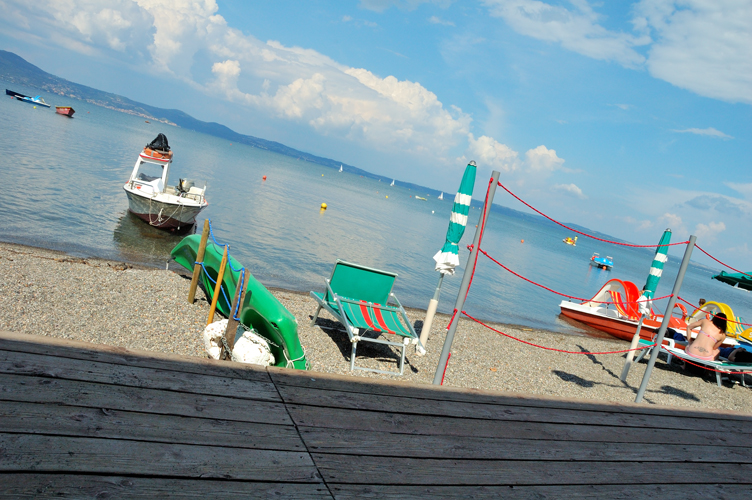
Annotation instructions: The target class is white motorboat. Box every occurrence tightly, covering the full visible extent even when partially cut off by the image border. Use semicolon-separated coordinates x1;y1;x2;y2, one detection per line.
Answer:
123;134;208;230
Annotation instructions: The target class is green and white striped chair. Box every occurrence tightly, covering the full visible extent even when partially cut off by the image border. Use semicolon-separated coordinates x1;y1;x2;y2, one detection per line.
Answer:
310;260;419;375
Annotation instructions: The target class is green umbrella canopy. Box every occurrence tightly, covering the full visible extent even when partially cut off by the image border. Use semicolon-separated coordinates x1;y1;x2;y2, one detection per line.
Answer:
643;228;671;299
712;271;752;291
433;161;477;275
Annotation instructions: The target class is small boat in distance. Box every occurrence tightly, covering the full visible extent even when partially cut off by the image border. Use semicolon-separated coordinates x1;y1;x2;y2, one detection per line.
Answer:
438;192;443;200
390;179;395;186
339;164;343;172
123;133;208;231
563;236;578;246
589;253;613;270
55;106;75;117
415;196;427;201
6;89;51;107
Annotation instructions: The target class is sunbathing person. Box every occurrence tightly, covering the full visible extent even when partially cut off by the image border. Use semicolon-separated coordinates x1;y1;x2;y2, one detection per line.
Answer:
684;312;727;361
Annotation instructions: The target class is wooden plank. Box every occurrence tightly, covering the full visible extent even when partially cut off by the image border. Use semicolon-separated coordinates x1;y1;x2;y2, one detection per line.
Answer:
287;405;745;447
0;434;321;483
0;331;270;383
299;427;752;463
1;401;304;452
269;367;752;422
0;350;280;402
0;373;291;426
276;385;752;434
1;474;333;499
331;484;750;499
313;454;752;485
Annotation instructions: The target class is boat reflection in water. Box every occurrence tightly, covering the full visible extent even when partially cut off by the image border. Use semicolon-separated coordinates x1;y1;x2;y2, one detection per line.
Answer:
112;210;195;268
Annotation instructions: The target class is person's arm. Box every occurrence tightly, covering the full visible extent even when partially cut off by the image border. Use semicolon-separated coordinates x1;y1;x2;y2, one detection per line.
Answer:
686;319;702;340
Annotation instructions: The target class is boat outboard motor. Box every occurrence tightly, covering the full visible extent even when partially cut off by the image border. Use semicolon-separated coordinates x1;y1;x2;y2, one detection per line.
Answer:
146;133;170;153
178;178;195;195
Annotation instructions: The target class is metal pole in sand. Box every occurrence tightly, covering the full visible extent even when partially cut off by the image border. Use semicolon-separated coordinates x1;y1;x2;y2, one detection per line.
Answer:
635;235;696;403
417;273;443;353
188;220;210;303
433;170;500;385
620;314;646;381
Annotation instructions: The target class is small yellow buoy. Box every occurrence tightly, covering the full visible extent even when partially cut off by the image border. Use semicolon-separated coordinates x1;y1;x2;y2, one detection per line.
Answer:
33;106;37;109
386;195;388;199
321;203;327;210
322;174;324;176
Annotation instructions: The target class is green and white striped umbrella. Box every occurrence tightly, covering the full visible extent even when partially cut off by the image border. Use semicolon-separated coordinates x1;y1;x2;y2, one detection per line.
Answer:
643;228;671;299
433;161;477;275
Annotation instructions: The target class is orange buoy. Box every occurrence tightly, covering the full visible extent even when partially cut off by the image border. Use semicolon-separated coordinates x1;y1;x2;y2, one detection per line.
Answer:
521;239;524;243
262;175;267;180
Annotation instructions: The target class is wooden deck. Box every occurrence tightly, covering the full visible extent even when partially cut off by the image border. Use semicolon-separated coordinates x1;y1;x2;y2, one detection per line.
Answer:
1;330;752;499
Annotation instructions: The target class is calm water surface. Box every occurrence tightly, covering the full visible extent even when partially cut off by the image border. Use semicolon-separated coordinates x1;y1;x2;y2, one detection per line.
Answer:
2;80;749;336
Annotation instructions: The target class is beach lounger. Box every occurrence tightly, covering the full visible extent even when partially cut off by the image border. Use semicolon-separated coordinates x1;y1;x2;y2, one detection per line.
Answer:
310;260;419;375
637;338;751;387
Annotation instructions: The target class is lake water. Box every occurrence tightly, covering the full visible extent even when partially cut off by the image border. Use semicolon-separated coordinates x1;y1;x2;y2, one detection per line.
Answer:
2;80;750;337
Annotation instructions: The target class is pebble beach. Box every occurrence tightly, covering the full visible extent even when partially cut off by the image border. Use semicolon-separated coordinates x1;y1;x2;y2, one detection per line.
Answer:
2;241;750;414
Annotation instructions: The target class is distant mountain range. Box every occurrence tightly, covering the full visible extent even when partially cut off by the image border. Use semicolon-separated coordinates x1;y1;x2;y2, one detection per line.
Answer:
0;49;443;194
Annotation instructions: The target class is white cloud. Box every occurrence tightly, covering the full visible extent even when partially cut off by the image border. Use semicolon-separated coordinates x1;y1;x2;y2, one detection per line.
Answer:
429;15;455;26
671;127;733;139
484;1;752;104
524;145;564;173
694;221;726;242
482;0;649;68
0;0;475;163
658;213;685;235
342;15;353;22
552;183;586;199
636;0;752;104
466;134;520;172
726;182;752;199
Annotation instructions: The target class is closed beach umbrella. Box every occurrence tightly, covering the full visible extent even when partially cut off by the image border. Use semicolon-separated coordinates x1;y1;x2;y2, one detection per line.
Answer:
417;161;476;354
432;161;477;274
643;228;671;300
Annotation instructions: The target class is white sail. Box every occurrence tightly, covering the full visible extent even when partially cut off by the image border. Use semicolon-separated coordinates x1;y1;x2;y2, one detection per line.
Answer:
438;192;443;200
339;164;343;172
390;179;395;186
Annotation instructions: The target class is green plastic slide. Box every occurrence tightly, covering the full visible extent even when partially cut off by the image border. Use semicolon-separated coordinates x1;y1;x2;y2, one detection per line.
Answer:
171;234;307;370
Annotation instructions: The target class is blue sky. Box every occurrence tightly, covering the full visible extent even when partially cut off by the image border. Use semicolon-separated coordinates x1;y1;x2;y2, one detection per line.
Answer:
1;0;750;267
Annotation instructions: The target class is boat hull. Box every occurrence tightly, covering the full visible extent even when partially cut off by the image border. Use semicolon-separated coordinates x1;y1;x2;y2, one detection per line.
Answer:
560;302;659;341
125;190;205;230
171;235;308;370
55;106;75;117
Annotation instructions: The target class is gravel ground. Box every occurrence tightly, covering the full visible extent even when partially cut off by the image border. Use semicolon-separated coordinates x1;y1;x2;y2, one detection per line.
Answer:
2;242;750;414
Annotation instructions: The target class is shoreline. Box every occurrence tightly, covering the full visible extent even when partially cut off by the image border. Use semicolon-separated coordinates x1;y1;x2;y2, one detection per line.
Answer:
2;241;750;414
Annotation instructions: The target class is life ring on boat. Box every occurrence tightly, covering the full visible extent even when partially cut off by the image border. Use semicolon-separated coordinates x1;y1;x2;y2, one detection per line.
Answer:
142;148;173;160
673;302;687;321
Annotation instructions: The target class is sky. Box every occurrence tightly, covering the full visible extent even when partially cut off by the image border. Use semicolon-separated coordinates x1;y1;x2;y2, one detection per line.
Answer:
0;0;750;268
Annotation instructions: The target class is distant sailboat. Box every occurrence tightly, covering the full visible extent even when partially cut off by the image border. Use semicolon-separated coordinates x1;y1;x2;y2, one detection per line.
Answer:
390;179;395;186
438;192;443;200
339;164;343;172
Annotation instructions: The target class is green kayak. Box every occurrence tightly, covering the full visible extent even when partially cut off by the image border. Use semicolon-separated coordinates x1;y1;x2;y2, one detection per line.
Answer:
171;234;307;370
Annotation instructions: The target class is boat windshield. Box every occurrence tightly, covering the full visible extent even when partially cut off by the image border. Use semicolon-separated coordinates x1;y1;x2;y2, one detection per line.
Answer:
135;160;165;183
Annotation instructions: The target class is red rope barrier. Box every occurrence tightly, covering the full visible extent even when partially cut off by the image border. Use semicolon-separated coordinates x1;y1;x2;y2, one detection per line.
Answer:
462;311;656;355
478;247;674;305
496;181;689;248
695;244;752;278
446;309;458;331
676;296;752;328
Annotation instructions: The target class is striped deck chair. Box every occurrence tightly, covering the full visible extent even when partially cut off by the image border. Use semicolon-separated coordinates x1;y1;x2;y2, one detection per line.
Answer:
310;260;419;375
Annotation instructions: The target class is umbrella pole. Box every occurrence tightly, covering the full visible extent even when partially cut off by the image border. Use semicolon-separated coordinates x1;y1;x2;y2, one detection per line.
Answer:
635;235;696;403
417;273;444;355
433;171;500;385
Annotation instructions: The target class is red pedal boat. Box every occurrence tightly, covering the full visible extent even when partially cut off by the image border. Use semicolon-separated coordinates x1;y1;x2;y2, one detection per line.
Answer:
55;106;75;117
